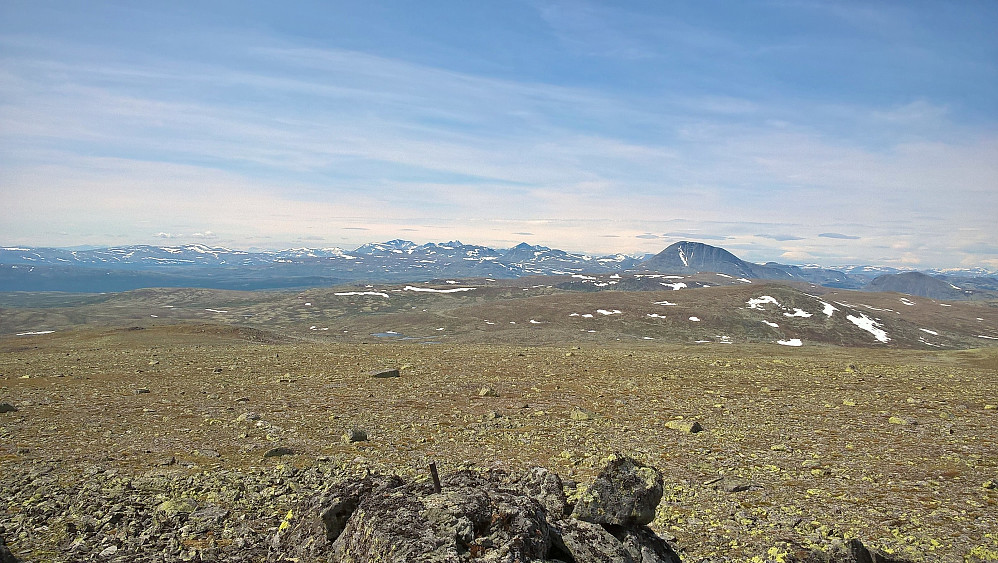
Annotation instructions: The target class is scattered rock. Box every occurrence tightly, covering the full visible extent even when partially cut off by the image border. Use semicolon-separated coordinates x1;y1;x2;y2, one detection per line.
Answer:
715;479;763;493
236;411;262;422
0;403;17;414
369;368;400;378
664;419;703;433
154;456;176;467
342;428;368;443
888;416;916;426
132;388;150;395
478;385;499;397
194;448;221;458
842;398;857;406
570;408;595;421
155;497;199;520
0;535;18;563
263;447;295;458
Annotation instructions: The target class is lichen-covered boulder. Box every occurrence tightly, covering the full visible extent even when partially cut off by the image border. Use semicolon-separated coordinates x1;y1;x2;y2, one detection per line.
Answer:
571;454;663;526
269;474;404;561
512;466;567;519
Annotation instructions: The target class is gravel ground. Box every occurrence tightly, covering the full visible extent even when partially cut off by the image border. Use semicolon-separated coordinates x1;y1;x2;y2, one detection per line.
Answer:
2;327;997;561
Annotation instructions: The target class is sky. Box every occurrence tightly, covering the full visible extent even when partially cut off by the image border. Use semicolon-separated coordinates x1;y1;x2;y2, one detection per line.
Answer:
1;1;996;269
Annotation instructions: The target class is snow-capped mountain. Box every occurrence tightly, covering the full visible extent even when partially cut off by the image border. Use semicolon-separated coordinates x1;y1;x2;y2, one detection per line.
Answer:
1;240;994;295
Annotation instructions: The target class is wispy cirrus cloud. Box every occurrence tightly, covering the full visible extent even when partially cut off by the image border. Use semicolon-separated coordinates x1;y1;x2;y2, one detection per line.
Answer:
1;3;995;268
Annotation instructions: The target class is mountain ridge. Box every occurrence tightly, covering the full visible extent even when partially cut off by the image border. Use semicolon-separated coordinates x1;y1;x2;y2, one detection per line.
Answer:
1;240;994;295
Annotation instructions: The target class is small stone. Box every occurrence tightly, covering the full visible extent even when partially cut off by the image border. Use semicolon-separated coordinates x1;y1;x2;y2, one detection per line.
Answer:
156;497;198;519
155;456;176;466
370;368;400;378
0;403;17;414
478;385;499;397
98;544;118;557
133;388;151;394
983;480;996;490
263;446;295;458
570;408;595;421
148;360;159;366
842;398;856;406
889;416;916;425
195;448;220;458
664;419;703;433
235;411;262;422
235;396;250;402
985;404;996;410
343;428;368;443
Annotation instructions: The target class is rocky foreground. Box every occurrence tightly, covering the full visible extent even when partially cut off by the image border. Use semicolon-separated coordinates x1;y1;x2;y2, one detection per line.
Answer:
2;454;919;562
2;331;997;561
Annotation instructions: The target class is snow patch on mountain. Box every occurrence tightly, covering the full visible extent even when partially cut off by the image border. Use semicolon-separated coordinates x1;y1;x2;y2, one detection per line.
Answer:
847;313;890;343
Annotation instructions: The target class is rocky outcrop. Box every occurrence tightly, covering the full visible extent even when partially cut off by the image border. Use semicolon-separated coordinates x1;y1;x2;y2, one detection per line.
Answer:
269;454;681;563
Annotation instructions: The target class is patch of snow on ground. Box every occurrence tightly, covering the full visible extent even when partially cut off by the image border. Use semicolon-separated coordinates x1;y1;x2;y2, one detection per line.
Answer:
689;316;701;322
582;314;594;318
977;335;998;340
860;304;894;313
529;319;542;324
899;298;916;306
335;291;390;298
661;282;687;290
16;330;55;336
664;275;684;279
847;313;890;343
737;278;752;283
777;339;803;346
646;313;666;319
747;296;780;309
653;301;676;306
205;309;228;314
597;309;622;316
762;320;779;328
716;273;732;278
920;328;939;336
783;308;812;318
939;303;952;307
404;286;475;293
819;301;837;316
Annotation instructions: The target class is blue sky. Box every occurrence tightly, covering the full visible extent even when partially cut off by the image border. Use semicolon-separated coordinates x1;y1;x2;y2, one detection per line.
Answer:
1;1;996;269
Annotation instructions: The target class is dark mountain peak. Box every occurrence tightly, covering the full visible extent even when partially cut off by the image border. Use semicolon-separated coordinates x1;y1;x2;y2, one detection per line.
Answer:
866;271;968;299
641;241;754;276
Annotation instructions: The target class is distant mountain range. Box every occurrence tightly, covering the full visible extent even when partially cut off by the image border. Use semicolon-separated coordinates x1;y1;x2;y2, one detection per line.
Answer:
1;240;995;296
